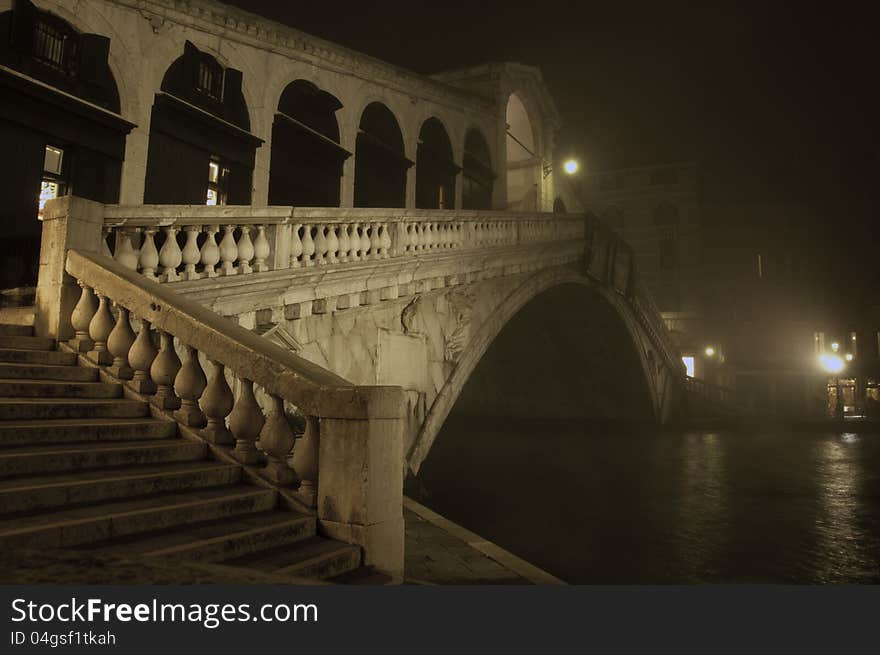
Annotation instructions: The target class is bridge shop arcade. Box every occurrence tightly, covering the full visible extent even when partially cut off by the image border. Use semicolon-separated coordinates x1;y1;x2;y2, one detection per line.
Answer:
0;0;581;294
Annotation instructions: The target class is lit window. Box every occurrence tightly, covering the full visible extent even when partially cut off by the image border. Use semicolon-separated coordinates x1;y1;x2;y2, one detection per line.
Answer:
682;356;695;378
44;145;64;175
206;158;228;206
38;145;67;220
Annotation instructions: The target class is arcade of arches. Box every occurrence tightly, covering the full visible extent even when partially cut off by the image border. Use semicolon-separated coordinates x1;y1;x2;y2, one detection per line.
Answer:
0;0;563;289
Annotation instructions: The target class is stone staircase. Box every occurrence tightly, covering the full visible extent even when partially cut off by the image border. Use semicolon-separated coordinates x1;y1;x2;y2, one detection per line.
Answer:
0;321;364;582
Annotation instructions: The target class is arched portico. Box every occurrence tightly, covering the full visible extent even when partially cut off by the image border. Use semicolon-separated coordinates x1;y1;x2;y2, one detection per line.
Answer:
269;79;348;206
416;117;458;209
354;101;411;208
143;41;262;205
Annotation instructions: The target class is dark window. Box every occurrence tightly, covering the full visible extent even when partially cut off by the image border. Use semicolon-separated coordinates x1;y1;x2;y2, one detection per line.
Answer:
658;225;676;270
32;14;77;76
196;57;223;101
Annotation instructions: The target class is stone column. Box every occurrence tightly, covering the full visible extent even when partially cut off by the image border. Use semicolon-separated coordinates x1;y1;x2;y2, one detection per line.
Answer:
252;136;272;206
119;127;150;205
316;389;406;578
34;197;106;340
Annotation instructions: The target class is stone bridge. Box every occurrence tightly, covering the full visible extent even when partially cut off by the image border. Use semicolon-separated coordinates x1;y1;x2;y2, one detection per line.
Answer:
38;198;684;476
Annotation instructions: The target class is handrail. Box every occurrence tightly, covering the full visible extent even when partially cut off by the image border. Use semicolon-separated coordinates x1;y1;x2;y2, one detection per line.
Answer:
65;250;402;420
100;205;585;283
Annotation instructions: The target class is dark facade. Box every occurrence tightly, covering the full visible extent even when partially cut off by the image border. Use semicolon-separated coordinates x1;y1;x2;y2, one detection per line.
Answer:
0;0;132;289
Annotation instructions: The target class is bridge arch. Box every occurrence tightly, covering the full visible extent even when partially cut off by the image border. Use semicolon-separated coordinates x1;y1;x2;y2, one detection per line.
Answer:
407;267;659;474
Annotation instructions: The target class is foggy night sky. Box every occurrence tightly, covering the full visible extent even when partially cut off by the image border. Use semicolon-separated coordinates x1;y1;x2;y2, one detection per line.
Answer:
221;1;877;202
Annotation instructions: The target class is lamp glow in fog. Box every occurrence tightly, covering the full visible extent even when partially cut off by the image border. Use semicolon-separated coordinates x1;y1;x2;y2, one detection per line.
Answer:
563;159;579;175
845;353;853;362
819;354;844;374
704;346;716;357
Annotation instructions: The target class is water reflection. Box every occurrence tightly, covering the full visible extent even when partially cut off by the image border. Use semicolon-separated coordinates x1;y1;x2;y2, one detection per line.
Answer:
415;421;880;584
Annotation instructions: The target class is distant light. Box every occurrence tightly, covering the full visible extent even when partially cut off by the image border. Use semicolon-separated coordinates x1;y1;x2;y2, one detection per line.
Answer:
704;346;716;357
845;353;853;362
819;353;844;374
682;356;695;378
563;159;579;175
831;342;840;352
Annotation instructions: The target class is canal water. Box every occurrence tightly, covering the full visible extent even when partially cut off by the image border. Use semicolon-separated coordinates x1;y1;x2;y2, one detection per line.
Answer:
412;418;880;584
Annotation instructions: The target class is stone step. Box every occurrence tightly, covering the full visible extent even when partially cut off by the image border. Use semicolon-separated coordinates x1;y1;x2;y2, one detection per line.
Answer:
0;379;121;399
0;398;148;420
0;324;33;337
222;536;361;580
0;439;206;478
0;461;242;514
330;567;395;585
0;418;177;447
0;485;278;550
0;335;54;351
89;511;316;562
0;363;97;382
0;348;76;366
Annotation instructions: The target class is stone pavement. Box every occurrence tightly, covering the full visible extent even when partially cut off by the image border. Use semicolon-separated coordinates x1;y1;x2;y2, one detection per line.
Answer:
403;497;564;585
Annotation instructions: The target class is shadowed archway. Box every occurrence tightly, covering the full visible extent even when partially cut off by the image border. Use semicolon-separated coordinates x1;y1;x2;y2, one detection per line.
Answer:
354;101;411;208
408;270;658;474
269;80;348;206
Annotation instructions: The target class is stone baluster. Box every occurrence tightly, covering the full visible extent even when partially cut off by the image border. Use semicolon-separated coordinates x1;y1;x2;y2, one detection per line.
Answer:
301;225;316;267
349;223;361;260
200;226;220;278
106;304;135;379
200;360;234;444
314;224;328;265
86;293;114;365
158;226;181;282
369;222;382;259
253;225;270;272
181;226;201;281
128;319;157;394
228;378;264;464
150;331;181;409
218;225;239;276
338;223;351;262
173;345;207;427
68;282;97;352
360;223;372;259
326;224;339;263
138;228;159;279
289;224;303;268
237;226;255;274
258;394;298;485
114;230;140;271
409;223;419;252
291;415;319;507
379;223;391;258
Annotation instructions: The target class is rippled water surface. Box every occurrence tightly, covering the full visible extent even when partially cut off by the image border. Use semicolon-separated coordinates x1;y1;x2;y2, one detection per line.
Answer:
414;420;880;583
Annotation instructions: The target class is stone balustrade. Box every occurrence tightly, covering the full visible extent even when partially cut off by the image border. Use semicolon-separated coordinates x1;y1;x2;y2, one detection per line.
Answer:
102;206;586;282
55;241;406;576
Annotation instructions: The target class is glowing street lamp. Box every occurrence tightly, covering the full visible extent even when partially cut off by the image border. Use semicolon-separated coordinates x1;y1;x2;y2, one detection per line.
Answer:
563;159;579;175
704;346;716;357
